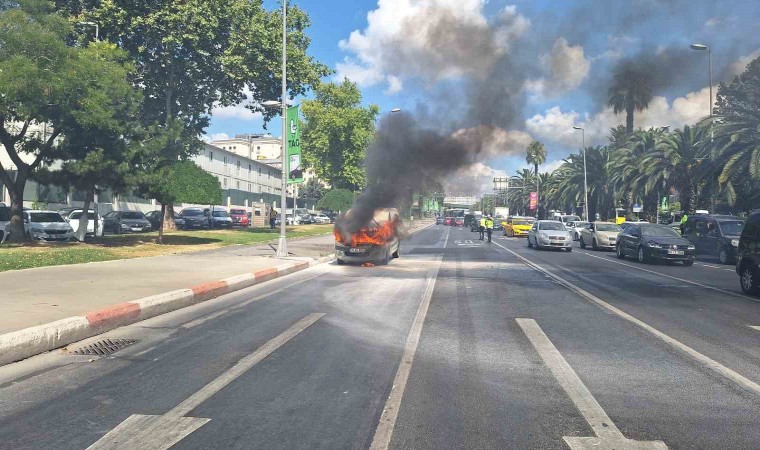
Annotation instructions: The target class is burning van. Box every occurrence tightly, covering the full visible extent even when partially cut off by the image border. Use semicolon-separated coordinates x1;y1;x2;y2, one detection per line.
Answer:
334;208;401;265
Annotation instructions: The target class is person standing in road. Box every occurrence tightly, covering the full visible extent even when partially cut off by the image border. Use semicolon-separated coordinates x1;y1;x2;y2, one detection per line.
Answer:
479;215;486;241
485;215;494;243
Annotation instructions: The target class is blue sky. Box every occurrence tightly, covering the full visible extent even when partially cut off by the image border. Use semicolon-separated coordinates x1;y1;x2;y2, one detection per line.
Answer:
206;0;760;193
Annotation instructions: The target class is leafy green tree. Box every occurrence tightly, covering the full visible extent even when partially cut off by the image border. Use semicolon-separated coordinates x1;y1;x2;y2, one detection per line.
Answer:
608;65;653;134
554;146;613;220
301;80;380;190
316;189;355;212
299;177;326;203
0;1;138;242
61;0;329;230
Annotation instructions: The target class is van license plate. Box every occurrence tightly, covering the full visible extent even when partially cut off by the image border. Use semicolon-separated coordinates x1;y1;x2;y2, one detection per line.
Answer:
349;248;366;253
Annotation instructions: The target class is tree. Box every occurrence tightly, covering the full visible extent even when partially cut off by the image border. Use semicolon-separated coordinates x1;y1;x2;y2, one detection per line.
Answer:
554;146;612;220
0;1;137;242
608;64;653;134
62;0;329;231
301;79;380;190
525;141;546;217
708;55;760;185
299;177;326;203
316;189;355;212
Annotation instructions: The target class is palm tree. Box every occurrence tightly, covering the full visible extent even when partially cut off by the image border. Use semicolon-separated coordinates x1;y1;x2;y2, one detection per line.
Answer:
608;64;653;134
526;141;546;216
607;129;663;217
641;125;707;213
554;146;612;220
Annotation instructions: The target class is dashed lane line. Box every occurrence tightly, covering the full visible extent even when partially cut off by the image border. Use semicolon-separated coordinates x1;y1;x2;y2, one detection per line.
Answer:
492;240;760;398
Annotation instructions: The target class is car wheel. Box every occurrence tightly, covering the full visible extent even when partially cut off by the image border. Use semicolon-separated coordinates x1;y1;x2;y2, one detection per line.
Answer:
337;258;345;265
637;246;648;264
719;248;734;265
616;244;625;259
392;247;400;258
527;237;533;248
566;246;573;252
683;260;694;266
592;238;599;251
740;264;759;294
580;238;586;249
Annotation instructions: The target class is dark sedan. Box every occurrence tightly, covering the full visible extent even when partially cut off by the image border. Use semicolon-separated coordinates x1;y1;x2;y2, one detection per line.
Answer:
616;223;696;265
101;210;152;234
145;211;186;230
179;208;210;229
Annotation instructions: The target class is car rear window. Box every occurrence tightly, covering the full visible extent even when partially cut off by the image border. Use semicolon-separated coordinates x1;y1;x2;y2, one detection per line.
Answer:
182;209;203;216
121;212;145;220
212;211;229;217
69;211;96;220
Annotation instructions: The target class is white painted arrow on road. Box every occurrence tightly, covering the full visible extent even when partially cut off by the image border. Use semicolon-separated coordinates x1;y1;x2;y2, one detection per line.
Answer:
88;313;325;450
517;318;667;450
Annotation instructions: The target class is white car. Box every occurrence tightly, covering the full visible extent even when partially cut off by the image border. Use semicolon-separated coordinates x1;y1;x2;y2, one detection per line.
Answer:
527;220;573;251
24;211;76;241
0;204;10;243
64;209;104;238
566;221;589;241
312;213;331;224
579;222;622;250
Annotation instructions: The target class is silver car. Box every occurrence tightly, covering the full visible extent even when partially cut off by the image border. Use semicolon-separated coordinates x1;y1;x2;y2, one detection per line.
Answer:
567;221;589;241
24;211;76;241
527;220;573;251
580;222;622;250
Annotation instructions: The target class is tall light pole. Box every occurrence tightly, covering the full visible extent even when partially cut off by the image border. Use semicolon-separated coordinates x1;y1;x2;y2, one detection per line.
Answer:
690;44;712;117
572;126;589;221
79;21;99;40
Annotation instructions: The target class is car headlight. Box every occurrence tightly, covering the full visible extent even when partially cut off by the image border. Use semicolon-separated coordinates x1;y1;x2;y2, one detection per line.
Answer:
687;245;696;250
31;227;44;233
731;239;739;247
539;232;548;240
120;223;130;229
598;234;609;242
646;241;661;248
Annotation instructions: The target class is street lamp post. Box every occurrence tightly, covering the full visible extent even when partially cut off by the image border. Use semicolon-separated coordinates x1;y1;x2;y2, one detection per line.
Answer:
690;44;713;117
572;126;589;221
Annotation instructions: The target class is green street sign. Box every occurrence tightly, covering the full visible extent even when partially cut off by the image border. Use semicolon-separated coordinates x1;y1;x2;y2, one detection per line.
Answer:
286;105;303;184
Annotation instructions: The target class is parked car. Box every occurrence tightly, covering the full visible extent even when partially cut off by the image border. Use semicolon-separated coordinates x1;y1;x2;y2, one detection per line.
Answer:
23;211;76;241
210;208;233;228
312;213;331;224
616;223;695;265
436;216;446;225
503;216;533;237
64;209;104;237
737;211;760;294
566;221;590;240
294;208;313;224
179;208;210;229
101;210;152;234
555;214;582;224
57;206;80;219
275;213;296;226
580;222;622;250
527;220;573;251
229;209;250;227
0;205;10;242
681;215;745;265
145;211;186;231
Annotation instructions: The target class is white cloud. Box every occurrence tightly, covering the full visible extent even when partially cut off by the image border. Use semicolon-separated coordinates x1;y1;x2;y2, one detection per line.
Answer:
526;37;590;99
335;0;529;92
526;87;711;147
728;49;760;78
211;88;263;121
203;133;230;143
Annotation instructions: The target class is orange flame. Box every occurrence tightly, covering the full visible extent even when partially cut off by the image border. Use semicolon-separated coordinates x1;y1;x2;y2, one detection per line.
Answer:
335;219;399;247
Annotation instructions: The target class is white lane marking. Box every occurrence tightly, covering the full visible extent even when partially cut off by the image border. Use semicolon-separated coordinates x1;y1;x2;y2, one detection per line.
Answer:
88;313;325;450
493;241;760;398
443;226;451;248
750;325;760;331
517;319;667;449
578;251;759;304
370;256;443;450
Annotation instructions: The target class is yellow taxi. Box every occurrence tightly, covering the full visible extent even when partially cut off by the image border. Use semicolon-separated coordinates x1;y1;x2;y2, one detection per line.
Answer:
503;216;534;237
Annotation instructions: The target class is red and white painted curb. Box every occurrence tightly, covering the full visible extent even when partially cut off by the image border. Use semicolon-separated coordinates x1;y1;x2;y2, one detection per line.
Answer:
0;256;333;366
0;222;434;367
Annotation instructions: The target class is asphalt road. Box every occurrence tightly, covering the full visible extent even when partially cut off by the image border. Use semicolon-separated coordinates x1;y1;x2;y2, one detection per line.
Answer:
0;224;759;449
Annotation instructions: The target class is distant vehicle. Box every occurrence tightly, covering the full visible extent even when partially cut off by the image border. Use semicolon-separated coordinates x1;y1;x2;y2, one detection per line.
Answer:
454;217;465;227
0;205;10;242
64;209;104;237
464;213;479;228
527;220;572;251
57;206;80;219
23;211;76;241
209;208;233;228
558;215;582;224
503;216;533;237
312;213;331;224
101;210;152;234
178;208;210;229
579;222;621;250
493;216;505;231
616;223;695;265
444;216;456;226
737;211;760;294
294;208;313;224
145;211;186;231
275;213;296;226
335;208;400;265
470;214;483;232
229;209;250;227
436;216;446;225
681;215;745;265
566;221;590;241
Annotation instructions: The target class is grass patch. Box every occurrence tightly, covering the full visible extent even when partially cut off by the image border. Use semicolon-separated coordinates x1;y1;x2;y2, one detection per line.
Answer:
0;225;333;272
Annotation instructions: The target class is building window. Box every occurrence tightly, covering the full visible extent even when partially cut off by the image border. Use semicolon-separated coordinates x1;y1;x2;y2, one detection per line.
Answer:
223;156;227;166
236;180;240;189
223;178;228;187
209;151;213;161
248;183;252;192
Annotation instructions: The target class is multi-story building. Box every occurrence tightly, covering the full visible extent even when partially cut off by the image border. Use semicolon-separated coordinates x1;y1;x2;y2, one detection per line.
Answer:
211;134;282;161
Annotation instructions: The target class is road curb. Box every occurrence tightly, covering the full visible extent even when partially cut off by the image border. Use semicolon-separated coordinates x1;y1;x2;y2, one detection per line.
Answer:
0;220;434;367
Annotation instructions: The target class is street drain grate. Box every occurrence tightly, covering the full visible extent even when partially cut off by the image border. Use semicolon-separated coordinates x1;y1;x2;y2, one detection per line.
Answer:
71;338;138;356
